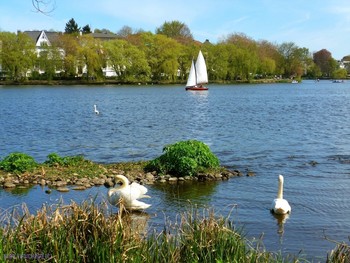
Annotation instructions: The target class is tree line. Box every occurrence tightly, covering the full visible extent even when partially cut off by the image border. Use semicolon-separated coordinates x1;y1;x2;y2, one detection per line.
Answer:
0;19;348;83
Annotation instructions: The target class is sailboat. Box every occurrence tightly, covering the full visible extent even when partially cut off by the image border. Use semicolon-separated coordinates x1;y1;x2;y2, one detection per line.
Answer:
185;50;208;91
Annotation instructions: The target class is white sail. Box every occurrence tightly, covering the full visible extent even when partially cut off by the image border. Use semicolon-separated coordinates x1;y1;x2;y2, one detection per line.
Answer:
194;50;208;84
186;60;196;87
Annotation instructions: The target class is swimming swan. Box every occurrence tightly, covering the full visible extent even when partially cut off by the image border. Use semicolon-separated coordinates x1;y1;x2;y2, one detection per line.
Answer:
94;104;99;114
271;175;291;215
107;174;151;211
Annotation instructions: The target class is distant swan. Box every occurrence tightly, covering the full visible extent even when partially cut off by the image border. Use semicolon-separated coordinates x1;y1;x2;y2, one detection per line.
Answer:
107;175;151;211
271;175;291;215
94;104;99;114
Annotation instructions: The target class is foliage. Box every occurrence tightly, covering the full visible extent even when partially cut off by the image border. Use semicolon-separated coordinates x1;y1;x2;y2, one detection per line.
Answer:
0;20;344;83
327;242;350;263
0;152;37;173
82;24;92;34
332;68;348;79
0;32;36;80
145;140;220;177
65;18;80;34
0;200;302;262
44;153;85;167
156;20;193;41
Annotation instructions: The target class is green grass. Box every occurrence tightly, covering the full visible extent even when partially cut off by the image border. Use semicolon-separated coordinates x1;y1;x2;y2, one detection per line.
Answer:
0;200;315;263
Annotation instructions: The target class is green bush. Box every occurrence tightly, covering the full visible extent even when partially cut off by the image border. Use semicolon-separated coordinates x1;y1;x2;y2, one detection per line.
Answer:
145;140;220;177
0;152;38;173
45;153;85;166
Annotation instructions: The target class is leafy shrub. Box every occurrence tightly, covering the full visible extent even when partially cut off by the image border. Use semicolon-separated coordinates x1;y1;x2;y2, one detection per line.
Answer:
145;140;220;176
0;152;37;173
45;153;85;167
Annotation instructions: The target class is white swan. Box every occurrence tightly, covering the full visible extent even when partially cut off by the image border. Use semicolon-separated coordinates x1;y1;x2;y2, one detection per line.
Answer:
271;175;291;215
94;104;99;114
107;174;151;211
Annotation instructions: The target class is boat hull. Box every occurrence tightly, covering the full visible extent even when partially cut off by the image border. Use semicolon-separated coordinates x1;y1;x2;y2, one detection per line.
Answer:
185;86;208;91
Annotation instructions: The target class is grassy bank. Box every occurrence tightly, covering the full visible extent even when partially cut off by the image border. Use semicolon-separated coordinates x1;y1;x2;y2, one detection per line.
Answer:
0;200;299;263
1;200;348;262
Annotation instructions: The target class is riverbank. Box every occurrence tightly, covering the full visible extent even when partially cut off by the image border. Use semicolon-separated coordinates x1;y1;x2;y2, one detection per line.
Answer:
0;160;248;192
0;78;294;86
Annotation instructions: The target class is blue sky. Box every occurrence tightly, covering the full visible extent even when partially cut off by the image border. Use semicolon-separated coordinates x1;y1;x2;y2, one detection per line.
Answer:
1;0;349;59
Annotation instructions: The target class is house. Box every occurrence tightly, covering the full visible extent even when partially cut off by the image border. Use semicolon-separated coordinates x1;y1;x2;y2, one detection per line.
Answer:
23;30;65;75
23;30;118;78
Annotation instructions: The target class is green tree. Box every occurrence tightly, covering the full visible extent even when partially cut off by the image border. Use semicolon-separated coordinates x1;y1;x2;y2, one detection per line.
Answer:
77;35;104;80
156;20;193;43
82;25;92;34
278;42;310;78
65;18;80;34
103;39;151;82
0;32;36;80
332;68;347;79
136;32;182;82
55;34;80;78
35;44;63;80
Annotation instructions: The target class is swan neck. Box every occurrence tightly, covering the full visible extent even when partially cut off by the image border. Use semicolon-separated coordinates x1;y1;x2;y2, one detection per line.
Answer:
116;175;129;189
277;177;284;199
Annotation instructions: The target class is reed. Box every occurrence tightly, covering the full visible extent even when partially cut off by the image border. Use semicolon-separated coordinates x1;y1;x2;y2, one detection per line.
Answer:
327;242;350;263
0;200;330;262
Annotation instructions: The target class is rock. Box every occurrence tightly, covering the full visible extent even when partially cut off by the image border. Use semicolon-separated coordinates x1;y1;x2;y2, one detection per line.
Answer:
45;189;52;194
92;178;105;185
214;174;223;179
55;181;67;187
3;182;16;188
73;186;86;190
57;187;69;192
246;171;256;177
145;172;154;181
168;177;178;182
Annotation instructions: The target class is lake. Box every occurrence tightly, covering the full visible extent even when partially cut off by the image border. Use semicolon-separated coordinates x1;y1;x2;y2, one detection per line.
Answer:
1;81;350;261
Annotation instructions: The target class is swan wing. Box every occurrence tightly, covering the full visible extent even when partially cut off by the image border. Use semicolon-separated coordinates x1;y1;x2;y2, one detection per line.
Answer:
130;182;148;195
118;184;149;202
126;199;151;211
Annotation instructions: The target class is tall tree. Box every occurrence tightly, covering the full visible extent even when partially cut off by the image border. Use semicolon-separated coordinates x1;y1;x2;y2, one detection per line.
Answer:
65;18;80;34
103;39;150;82
55;34;80;78
156;21;193;42
82;25;92;34
77;35;104;80
313;49;336;77
117;26;134;39
0;32;36;80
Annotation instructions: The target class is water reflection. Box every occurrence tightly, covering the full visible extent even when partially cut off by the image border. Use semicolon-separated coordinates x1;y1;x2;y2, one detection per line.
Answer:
152;181;217;209
272;212;290;235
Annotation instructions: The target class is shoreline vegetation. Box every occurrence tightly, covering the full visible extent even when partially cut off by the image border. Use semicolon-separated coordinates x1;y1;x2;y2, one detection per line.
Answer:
0;163;349;262
0;78;297;86
0;158;349;261
1;147;349;262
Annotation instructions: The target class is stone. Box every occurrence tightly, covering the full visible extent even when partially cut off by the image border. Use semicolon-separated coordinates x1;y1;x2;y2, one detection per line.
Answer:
73;186;86;190
3;182;16;188
57;187;69;192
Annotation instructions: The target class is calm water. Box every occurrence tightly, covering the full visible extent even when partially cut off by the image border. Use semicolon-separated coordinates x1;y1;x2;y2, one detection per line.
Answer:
1;81;350;261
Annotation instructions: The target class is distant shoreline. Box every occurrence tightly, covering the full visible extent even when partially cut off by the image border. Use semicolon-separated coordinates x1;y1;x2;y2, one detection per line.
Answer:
0;78;297;86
